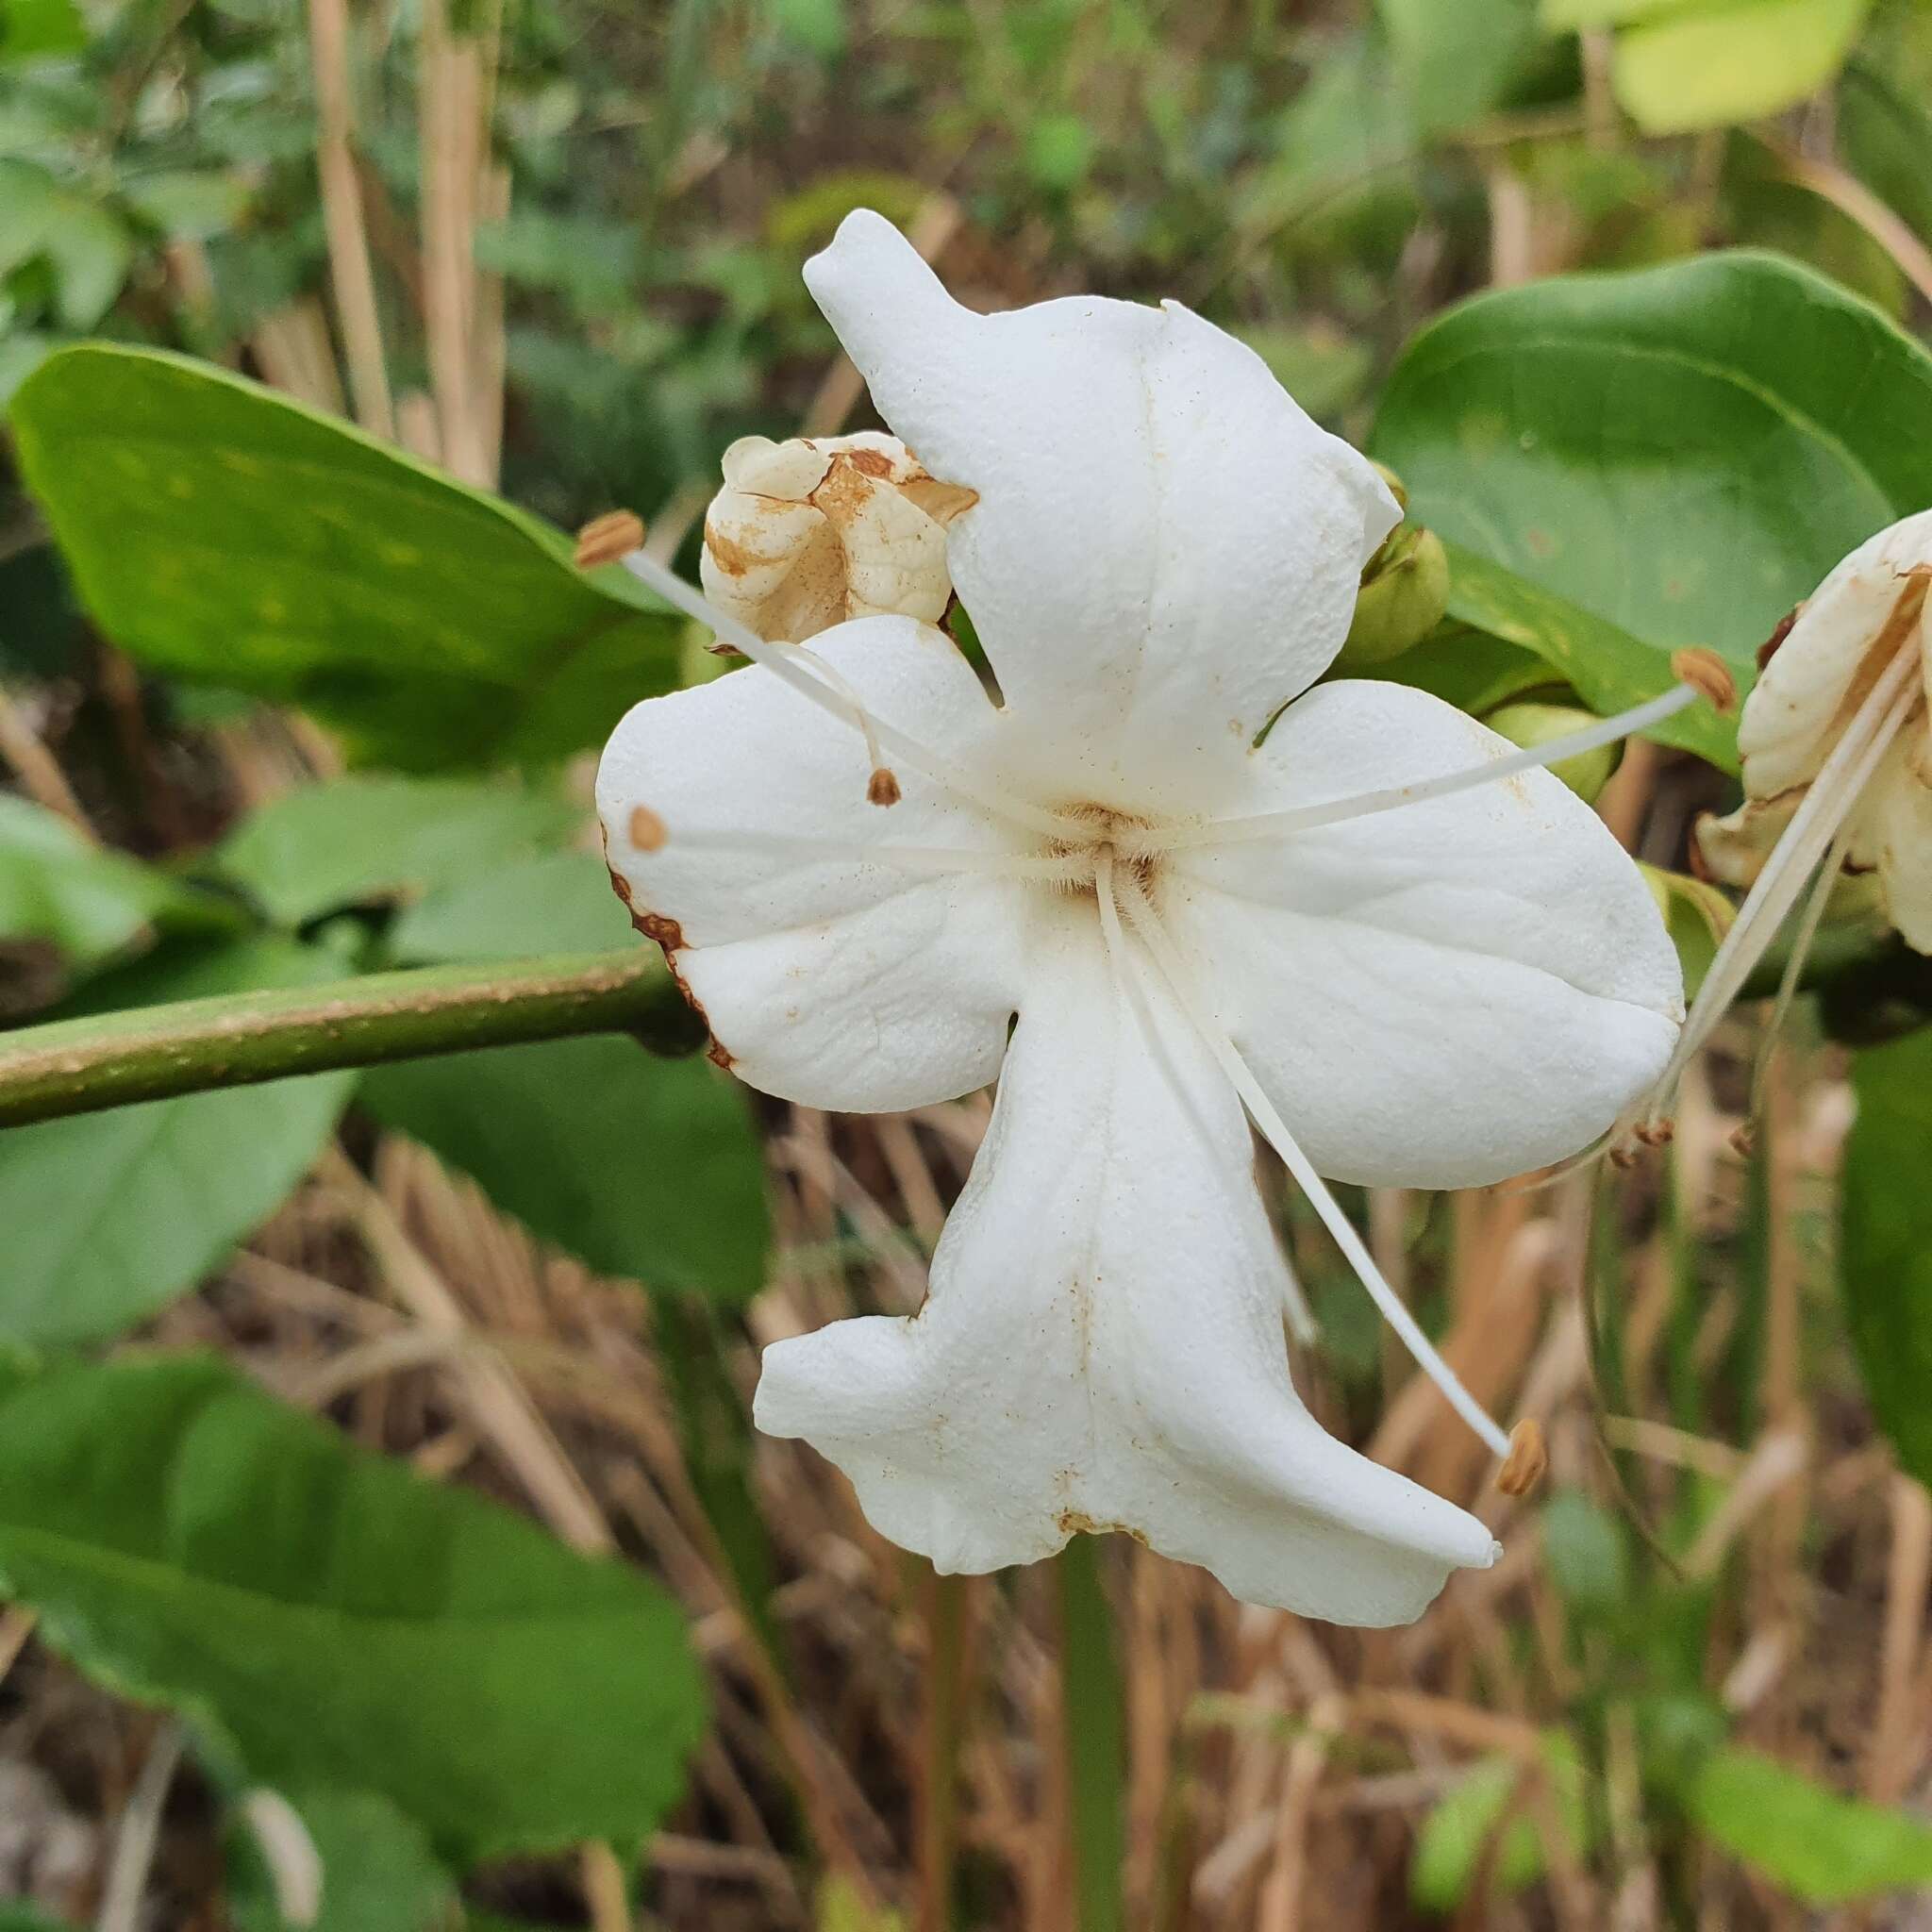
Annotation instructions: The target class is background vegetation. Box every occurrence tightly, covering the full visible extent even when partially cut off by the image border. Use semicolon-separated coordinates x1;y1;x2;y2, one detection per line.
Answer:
4;0;1932;1927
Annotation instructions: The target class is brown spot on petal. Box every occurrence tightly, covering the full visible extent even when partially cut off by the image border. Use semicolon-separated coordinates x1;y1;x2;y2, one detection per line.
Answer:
703;525;761;579
628;805;667;852
1497;1419;1547;1498
635;910;685;950
1757;604;1802;671
868;767;902;808
574;509;644;569
844;446;896;479
1055;1509;1148;1544
901;475;979;525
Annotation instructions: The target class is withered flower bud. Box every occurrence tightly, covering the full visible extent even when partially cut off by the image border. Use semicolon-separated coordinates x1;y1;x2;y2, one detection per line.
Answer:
699;432;976;645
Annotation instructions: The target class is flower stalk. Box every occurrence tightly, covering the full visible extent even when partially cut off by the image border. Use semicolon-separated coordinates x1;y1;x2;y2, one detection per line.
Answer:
0;949;702;1129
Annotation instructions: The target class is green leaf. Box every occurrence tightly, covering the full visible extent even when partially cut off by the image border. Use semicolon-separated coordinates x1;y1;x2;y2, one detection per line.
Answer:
1378;0;1544;134
1690;1747;1932;1902
361;1037;768;1302
1541;0;1682;25
0;1911;73;1932
1840;1028;1932;1487
17;192;131;330
0;1353;705;1861
0;0;88;58
1612;0;1873;134
228;1786;457;1932
119;169;251;241
0;158;59;274
1373;251;1932;701
1841;55;1932;248
1441;547;1740;768
1410;1735;1586;1909
817;1874;908;1932
1539;1489;1629;1609
8;345;683;771
0;794;230;966
0;937;353;1344
1352;623;1551;718
388;849;635;963
215;776;579;928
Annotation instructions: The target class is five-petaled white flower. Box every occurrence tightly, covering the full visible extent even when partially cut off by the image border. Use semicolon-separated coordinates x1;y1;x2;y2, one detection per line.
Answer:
597;211;1686;1626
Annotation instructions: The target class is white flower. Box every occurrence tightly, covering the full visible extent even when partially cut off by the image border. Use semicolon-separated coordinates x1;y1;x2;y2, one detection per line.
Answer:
1620;512;1932;1144
1697;512;1932;947
597;211;1686;1625
700;431;975;644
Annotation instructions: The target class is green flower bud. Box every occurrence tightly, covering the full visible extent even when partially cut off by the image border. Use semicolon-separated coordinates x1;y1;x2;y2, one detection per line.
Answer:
1484;700;1620;803
1334;523;1450;669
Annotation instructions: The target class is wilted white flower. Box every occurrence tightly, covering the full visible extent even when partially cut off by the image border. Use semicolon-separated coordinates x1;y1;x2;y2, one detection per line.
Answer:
1616;511;1932;1143
599;211;1687;1625
700;431;975;644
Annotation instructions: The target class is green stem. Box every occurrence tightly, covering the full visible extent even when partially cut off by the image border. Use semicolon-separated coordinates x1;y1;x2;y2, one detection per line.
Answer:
1057;1537;1124;1932
0;949;702;1127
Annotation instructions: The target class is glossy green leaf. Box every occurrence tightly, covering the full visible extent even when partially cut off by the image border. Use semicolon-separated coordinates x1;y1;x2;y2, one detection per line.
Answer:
0;1353;705;1861
1690;1747;1932;1901
0;938;353;1344
0;794;230;965
387;849;633;964
8;346;683;770
1612;0;1873;134
1443;546;1739;768
215;777;579;928
1840;1028;1932;1488
1373;252;1932;699
360;1037;768;1302
228;1787;457;1932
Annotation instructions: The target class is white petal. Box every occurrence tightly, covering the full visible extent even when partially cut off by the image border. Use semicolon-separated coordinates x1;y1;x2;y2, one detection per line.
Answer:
595;617;1029;1111
1852;728;1932;952
1738;508;1932;799
1166;681;1684;1188
756;908;1499;1625
803;210;1399;810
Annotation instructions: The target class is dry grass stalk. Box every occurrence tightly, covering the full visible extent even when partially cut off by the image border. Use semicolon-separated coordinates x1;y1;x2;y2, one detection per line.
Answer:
306;0;396;438
416;0;491;485
250;297;348;413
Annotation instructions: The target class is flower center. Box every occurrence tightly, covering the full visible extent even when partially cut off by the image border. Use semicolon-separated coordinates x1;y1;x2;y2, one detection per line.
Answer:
1040;805;1162;900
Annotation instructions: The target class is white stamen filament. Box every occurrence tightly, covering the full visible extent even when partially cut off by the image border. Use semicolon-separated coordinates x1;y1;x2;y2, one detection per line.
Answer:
1746;814;1857;1124
1098;851;1514;1461
1640;636;1924;1130
791;640;891;784
1160;683;1701;853
621;549;1091;844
